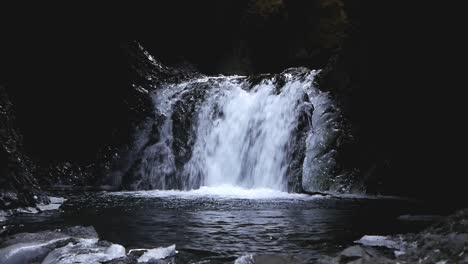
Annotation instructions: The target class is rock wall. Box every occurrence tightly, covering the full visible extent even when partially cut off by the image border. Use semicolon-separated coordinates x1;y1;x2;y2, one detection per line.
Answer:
0;86;43;209
314;0;464;202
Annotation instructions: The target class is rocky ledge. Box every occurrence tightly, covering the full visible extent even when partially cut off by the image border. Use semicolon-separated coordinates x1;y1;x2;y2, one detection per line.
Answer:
322;209;468;264
0;226;177;264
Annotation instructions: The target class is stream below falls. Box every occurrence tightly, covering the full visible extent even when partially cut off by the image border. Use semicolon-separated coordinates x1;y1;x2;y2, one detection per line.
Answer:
3;187;440;263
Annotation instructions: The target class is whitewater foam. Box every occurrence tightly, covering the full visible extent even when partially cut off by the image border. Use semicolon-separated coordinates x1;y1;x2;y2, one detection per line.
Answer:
112;185;317;200
183;74;309;191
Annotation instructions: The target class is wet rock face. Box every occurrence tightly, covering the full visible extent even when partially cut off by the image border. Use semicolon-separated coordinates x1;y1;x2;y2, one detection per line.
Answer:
120;81;212;191
171;84;209;173
0;86;39;210
286;100;312;193
124;41;201;87
114;44;205;191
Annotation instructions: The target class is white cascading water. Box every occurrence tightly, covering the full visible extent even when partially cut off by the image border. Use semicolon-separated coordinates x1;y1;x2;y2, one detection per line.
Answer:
124;68;343;194
183;75;309;191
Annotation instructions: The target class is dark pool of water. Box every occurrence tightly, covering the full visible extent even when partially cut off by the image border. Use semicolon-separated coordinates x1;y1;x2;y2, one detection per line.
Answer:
3;190;441;263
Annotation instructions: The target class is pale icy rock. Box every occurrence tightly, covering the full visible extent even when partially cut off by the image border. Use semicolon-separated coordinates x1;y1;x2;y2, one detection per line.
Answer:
235;254;255;264
137;244;177;262
0;238;74;264
355;235;406;251
42;240;125;264
37;196;67;212
0;226;98;264
0;211;6;222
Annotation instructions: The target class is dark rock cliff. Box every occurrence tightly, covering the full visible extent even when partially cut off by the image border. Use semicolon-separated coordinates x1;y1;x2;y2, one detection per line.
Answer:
0;86;44;209
1;42;171;198
314;0;464;205
1;41;202;197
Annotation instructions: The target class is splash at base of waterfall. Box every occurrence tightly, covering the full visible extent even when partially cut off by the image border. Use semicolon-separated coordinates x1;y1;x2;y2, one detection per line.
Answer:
112;185;316;200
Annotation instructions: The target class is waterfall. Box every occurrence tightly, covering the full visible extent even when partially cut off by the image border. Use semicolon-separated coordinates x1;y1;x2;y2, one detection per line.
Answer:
122;68;344;193
183;74;310;191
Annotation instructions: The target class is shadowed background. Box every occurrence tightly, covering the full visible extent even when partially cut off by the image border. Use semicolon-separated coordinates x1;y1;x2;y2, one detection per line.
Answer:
0;1;464;205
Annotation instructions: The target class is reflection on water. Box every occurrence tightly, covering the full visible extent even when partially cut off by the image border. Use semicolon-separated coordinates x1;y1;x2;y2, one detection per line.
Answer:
4;189;435;263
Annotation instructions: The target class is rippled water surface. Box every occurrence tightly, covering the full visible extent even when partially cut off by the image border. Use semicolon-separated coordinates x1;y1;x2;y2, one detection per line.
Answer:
5;187;436;263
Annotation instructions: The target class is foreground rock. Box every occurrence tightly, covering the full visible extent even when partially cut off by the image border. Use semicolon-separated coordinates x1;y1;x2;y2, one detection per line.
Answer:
0;226;99;264
0;226;177;264
323;208;468;263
